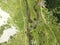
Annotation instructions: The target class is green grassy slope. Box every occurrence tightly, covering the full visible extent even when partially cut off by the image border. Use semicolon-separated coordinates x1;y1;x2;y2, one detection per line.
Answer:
0;0;60;45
